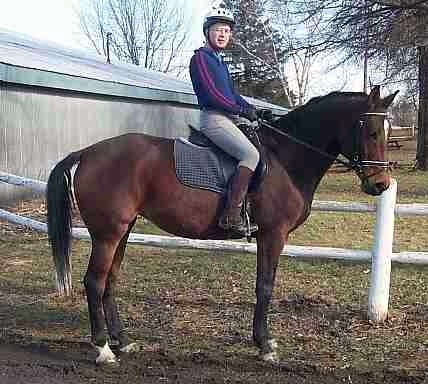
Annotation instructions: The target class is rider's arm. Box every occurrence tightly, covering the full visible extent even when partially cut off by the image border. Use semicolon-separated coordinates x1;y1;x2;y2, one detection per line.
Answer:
228;76;255;114
190;50;243;115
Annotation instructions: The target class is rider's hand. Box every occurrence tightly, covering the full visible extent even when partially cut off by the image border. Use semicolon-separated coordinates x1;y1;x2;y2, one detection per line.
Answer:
243;108;258;122
256;109;273;122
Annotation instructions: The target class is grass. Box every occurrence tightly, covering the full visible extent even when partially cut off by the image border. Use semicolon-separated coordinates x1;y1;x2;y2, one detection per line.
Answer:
286;169;428;253
1;228;428;378
315;167;428;203
0;144;427;382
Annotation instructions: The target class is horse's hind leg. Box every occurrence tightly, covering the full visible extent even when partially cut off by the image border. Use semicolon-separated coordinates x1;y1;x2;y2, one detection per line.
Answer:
103;218;139;353
84;236;122;365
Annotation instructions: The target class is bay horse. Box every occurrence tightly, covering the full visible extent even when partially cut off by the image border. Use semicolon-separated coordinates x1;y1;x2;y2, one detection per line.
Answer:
46;86;398;364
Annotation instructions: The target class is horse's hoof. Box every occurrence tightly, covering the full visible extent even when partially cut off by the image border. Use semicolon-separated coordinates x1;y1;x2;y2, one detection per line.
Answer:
120;342;140;354
268;339;278;350
95;342;119;365
261;350;279;364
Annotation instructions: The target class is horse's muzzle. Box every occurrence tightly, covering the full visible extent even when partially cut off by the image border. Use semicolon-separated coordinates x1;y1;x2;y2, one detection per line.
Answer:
361;176;390;196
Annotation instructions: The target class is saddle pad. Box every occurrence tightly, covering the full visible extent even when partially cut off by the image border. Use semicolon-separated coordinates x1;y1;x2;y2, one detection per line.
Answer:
174;138;236;194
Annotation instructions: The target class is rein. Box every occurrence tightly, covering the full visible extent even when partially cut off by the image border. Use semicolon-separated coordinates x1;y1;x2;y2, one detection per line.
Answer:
259;112;392;178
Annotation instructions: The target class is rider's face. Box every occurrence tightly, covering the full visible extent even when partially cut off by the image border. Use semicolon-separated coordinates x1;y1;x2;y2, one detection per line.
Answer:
208;23;231;50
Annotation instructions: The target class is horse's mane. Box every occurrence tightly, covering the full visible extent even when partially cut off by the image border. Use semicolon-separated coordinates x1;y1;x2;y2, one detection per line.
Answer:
276;91;368;137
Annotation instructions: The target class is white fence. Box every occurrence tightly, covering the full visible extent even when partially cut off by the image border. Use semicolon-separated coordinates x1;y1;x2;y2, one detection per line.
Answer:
1;171;428;322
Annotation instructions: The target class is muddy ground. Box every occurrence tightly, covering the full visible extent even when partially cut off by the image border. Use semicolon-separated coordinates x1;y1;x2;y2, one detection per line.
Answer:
1;218;428;384
1;137;427;383
1;340;426;384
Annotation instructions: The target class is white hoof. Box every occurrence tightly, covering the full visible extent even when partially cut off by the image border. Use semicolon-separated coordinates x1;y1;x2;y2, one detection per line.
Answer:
268;339;278;350
120;342;140;354
261;350;279;363
95;342;118;365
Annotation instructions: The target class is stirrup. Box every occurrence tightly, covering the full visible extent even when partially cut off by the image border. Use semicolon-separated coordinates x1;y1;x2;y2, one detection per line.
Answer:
243;206;259;238
218;216;258;236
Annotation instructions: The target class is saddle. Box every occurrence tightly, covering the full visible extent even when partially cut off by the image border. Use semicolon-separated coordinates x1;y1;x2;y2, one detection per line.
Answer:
174;125;268;238
174;125;268;194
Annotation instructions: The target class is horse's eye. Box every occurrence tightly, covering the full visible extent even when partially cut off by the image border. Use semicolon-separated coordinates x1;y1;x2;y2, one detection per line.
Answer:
369;132;377;139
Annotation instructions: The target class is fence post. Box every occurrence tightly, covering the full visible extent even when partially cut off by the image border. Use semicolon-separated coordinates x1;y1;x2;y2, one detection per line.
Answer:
368;178;397;322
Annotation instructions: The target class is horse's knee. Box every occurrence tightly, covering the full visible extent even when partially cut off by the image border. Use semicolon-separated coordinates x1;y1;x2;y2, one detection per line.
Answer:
84;272;106;298
103;274;118;298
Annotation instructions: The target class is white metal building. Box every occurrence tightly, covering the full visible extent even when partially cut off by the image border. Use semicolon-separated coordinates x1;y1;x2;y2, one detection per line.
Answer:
0;29;289;200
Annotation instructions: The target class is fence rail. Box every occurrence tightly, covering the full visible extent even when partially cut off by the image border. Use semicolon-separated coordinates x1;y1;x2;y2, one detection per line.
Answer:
1;208;426;264
2;171;428;216
1;171;428;322
387;125;416;149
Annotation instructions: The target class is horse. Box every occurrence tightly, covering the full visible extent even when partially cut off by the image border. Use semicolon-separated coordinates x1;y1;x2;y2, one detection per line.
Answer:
46;85;398;365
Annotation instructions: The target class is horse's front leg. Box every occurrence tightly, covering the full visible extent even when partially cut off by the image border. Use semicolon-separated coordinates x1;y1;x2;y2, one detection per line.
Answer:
253;230;286;362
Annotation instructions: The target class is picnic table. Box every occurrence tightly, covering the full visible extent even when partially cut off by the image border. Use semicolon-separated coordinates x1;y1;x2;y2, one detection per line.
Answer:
385;120;415;149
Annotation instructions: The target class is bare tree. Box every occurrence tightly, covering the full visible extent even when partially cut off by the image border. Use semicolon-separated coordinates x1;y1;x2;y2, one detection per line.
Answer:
77;0;189;73
277;0;428;168
268;0;321;106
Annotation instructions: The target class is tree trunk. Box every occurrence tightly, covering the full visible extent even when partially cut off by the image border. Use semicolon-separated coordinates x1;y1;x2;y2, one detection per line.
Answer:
416;45;428;170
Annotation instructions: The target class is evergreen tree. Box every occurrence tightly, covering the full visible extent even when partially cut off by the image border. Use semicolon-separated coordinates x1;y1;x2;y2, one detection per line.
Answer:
222;0;292;107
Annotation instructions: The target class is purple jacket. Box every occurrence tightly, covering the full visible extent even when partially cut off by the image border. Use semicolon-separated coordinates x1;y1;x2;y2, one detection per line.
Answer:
189;47;253;116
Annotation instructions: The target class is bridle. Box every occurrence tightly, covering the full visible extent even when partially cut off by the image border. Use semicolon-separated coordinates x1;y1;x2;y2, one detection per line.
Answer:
259;112;392;180
352;112;391;169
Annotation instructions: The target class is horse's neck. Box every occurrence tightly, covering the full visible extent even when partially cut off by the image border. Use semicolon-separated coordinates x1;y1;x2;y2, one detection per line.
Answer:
276;143;337;200
267;94;365;202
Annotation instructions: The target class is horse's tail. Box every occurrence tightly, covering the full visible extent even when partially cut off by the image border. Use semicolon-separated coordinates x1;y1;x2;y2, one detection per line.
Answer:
46;151;82;296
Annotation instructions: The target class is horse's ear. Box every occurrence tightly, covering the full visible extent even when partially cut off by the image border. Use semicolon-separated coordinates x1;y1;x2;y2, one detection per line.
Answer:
368;85;381;107
381;90;399;109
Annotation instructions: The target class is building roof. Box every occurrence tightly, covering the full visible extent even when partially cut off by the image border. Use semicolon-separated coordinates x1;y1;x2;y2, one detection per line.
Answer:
0;28;289;114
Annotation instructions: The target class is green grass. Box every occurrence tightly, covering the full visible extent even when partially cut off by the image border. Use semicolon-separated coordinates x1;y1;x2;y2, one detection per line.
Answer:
306;170;428;252
315;168;428;203
1;229;428;376
0;166;427;382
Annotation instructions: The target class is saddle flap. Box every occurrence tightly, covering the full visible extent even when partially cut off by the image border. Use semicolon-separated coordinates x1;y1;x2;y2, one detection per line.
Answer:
175;127;268;194
174;138;237;194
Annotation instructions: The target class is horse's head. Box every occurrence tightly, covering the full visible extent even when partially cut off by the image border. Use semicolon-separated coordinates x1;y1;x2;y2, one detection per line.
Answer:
340;86;399;196
260;87;399;197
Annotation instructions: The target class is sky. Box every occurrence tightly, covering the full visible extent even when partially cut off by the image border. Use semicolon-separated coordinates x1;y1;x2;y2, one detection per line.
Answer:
0;0;211;49
0;0;366;100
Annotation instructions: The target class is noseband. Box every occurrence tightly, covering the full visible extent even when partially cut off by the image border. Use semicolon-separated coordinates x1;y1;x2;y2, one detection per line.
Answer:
260;112;392;179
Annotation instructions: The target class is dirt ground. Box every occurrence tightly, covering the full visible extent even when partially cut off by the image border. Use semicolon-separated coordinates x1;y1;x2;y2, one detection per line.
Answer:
1;219;428;384
1;341;426;384
1;326;427;384
1;138;427;383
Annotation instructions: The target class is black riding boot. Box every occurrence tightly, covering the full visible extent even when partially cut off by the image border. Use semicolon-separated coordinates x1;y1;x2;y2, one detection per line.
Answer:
218;166;259;235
